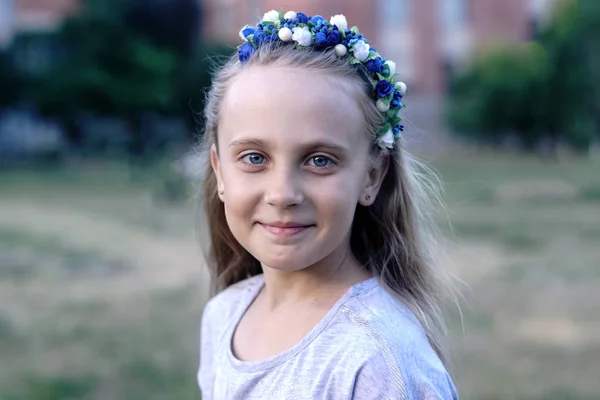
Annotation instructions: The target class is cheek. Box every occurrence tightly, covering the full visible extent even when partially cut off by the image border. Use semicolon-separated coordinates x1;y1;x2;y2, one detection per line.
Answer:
220;167;259;223
313;173;363;224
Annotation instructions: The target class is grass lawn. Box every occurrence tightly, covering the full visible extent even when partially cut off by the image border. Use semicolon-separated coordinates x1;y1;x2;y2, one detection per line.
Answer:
0;151;598;399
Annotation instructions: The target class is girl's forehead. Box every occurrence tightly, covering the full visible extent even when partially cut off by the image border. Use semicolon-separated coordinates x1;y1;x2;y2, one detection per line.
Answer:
220;65;367;146
227;65;360;106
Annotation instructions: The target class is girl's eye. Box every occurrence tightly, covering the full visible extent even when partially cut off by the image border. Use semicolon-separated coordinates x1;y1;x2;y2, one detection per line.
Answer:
241;153;266;165
308;155;333;168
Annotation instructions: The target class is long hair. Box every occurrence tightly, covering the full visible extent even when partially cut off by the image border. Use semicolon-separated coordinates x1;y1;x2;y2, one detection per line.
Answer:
196;43;456;362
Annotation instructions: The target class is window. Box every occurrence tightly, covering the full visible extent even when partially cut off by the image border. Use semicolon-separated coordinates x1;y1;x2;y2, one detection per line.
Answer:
439;0;469;29
379;0;412;25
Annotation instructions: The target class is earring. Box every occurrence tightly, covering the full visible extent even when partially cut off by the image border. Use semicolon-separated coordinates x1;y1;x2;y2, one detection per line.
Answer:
365;195;371;201
218;189;224;196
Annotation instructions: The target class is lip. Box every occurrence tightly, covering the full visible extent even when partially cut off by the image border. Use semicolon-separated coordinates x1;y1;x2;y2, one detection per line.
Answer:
259;222;314;237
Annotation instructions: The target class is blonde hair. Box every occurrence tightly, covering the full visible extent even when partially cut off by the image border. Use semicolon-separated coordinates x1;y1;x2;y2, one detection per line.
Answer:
197;43;456;362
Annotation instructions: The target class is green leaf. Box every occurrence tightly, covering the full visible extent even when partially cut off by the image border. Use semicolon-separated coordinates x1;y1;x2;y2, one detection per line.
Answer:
365;54;378;63
381;94;393;106
279;8;284;20
351;26;360;35
247;34;256;47
389;115;401;126
365;50;379;62
349;57;362;65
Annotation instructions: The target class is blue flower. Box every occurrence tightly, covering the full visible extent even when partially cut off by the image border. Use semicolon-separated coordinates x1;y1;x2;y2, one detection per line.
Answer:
313;30;340;48
392;124;404;138
314;32;328;48
376;80;393;98
253;29;266;44
265;33;279;43
365;57;383;73
296;12;309;24
390;90;404;108
281;18;298;30
241;26;255;39
326;30;341;46
391;99;404;109
238;42;255;63
311;15;325;24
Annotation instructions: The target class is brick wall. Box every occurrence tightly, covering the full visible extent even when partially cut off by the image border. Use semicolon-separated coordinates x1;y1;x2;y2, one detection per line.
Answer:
202;0;553;94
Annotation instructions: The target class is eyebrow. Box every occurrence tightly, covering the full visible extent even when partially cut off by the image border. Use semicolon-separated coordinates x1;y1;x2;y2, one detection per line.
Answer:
228;137;349;153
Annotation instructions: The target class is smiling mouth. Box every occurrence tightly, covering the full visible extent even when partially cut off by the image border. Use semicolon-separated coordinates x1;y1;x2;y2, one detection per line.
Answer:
258;223;315;237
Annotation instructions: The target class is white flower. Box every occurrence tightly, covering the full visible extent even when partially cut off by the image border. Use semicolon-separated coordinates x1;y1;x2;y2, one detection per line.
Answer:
334;44;347;57
376;99;390;112
377;129;395;149
278;27;293;42
386;60;396;76
284;11;297;19
239;25;250;41
330;14;348;31
262;10;280;22
352;40;370;62
396;81;407;95
292;26;313;47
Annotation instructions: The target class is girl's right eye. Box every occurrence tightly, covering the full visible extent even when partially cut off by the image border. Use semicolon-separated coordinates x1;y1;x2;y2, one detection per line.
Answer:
241;153;266;165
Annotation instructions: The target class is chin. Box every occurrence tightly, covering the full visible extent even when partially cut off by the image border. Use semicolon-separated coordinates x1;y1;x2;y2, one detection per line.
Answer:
258;254;311;272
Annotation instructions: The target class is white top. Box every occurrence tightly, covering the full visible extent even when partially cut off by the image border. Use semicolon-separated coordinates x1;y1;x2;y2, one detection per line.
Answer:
198;274;459;399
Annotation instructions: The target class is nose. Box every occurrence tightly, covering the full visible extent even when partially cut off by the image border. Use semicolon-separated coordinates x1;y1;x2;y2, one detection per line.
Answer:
264;165;304;209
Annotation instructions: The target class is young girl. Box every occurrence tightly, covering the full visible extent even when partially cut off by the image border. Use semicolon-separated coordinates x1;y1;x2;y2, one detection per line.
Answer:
197;9;459;399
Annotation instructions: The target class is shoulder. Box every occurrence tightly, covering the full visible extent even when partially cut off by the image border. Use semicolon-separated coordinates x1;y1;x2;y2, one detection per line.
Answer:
201;274;264;333
335;283;459;400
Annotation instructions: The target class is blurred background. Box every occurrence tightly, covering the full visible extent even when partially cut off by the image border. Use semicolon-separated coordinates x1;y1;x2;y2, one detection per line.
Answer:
0;0;599;399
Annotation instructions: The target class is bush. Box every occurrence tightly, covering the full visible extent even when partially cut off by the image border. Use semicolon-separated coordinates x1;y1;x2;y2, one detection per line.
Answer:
447;43;549;149
1;0;233;159
446;0;600;153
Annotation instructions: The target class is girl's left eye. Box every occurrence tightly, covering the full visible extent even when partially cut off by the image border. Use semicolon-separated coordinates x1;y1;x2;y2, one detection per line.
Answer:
307;155;333;168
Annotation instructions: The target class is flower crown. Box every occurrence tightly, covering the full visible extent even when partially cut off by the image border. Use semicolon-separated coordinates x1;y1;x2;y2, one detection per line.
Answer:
237;10;407;149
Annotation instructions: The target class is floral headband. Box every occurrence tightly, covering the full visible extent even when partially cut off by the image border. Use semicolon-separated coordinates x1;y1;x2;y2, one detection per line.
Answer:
237;10;407;149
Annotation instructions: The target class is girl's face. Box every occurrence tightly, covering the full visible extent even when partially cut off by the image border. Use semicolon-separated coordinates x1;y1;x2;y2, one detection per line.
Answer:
212;65;387;272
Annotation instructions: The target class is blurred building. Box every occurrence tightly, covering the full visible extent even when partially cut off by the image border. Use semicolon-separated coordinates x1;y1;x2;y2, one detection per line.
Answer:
202;0;560;94
0;0;78;48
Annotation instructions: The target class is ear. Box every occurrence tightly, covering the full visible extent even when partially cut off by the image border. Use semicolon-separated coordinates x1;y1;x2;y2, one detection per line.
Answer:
358;151;390;206
210;144;225;200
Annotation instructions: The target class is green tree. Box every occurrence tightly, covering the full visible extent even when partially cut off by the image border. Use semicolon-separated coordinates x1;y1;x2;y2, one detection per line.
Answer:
446;43;549;150
446;0;599;153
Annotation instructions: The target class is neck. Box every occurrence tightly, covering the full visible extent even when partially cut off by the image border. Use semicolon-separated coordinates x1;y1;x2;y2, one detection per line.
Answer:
259;246;372;311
